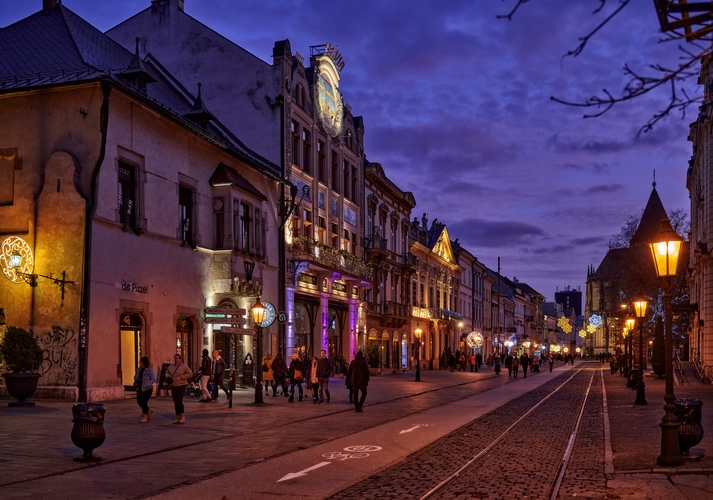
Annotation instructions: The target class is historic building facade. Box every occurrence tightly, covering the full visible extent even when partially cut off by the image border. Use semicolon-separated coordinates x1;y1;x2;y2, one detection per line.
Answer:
108;0;372;370
0;1;282;401
363;162;416;372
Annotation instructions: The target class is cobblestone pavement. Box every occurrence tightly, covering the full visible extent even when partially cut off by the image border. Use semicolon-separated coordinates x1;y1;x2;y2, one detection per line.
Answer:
0;367;514;499
332;366;594;500
4;362;713;500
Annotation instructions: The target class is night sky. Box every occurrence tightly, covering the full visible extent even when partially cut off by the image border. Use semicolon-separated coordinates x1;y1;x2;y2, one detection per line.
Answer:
0;0;695;302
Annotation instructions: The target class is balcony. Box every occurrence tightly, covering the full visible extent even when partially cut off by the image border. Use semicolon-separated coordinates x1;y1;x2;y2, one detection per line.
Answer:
401;252;418;268
291;236;372;282
410;307;463;322
380;301;409;318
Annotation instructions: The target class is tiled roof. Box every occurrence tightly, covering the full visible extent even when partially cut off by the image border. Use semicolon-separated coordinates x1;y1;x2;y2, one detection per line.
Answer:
209;163;267;201
630;185;668;247
0;5;131;82
0;4;280;178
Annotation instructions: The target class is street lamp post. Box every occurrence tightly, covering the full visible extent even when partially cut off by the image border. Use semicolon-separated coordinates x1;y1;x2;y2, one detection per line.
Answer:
625;317;635;378
633;299;648;405
649;216;685;467
414;327;422;382
251;297;266;405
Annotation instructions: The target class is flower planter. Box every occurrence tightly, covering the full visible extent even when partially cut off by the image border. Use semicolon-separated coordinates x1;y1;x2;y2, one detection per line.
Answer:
3;372;41;407
368;367;379;376
71;403;106;462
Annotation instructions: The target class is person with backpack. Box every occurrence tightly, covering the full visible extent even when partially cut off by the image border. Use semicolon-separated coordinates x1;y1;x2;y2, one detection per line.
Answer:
512;355;520;378
505;353;514;377
287;353;304;402
262;352;274;396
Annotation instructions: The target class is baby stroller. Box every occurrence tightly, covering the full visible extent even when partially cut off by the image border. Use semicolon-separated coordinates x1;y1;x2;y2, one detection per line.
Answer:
186;369;203;397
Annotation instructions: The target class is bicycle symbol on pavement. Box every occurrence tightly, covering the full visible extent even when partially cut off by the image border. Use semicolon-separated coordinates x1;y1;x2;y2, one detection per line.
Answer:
322;445;383;461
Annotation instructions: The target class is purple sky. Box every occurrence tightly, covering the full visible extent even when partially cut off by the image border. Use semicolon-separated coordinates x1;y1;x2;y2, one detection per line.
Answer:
1;0;695;302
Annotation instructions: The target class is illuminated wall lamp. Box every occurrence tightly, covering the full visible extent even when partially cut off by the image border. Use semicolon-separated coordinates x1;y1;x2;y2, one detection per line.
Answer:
10;252;75;301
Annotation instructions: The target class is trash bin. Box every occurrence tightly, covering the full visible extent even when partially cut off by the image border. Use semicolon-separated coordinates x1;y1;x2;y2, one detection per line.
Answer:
674;398;704;455
71;403;106;462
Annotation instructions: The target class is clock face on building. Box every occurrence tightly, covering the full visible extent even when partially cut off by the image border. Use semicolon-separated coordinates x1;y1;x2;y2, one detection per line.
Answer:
316;71;343;138
259;301;276;328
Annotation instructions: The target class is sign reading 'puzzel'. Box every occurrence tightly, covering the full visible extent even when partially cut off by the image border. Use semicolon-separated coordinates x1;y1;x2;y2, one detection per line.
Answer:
121;281;148;294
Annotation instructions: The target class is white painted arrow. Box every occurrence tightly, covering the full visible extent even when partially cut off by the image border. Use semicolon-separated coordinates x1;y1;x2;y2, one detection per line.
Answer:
399;425;422;435
277;462;331;482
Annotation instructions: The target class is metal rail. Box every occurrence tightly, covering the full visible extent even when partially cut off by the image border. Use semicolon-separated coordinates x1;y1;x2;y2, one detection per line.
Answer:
419;365;594;500
693;353;707;383
674;351;688;384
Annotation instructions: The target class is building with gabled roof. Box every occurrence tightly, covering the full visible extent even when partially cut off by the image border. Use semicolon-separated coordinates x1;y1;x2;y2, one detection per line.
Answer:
0;0;283;401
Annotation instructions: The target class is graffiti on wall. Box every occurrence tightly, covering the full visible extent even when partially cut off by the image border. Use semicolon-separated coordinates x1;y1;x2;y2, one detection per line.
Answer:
38;326;78;385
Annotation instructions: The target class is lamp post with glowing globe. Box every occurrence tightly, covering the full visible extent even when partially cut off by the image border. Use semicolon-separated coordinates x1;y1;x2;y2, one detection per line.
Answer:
649;216;685;467
251;297;266;405
414;327;422;382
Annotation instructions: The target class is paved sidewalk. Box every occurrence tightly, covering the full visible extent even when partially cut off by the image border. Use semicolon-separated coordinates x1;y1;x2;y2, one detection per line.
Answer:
602;365;713;500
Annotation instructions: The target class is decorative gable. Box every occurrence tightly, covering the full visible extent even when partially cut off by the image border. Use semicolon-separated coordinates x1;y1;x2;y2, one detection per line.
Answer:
432;227;454;263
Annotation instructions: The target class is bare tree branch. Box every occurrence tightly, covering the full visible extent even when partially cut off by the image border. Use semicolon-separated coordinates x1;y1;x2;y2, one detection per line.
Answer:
496;0;530;21
499;0;712;133
565;0;631;58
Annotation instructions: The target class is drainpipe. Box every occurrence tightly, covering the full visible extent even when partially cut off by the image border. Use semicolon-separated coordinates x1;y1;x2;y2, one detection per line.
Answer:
78;77;112;402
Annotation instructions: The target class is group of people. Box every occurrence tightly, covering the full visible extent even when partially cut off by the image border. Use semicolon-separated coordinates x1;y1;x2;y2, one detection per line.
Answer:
133;349;230;425
447;350;484;372
260;350;370;412
133;348;372;424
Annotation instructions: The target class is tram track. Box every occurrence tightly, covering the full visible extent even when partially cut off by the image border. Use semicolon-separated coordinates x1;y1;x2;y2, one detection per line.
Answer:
334;363;601;500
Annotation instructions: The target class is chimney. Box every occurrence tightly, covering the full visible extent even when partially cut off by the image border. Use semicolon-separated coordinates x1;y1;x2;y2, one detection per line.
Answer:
43;0;58;10
151;0;184;12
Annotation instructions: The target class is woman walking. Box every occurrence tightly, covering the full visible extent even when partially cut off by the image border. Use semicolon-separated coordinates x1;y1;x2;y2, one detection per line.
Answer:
548;354;554;372
307;356;319;404
166;353;192;424
288;353;304;402
512;356;520;378
134;356;155;423
262;352;274;396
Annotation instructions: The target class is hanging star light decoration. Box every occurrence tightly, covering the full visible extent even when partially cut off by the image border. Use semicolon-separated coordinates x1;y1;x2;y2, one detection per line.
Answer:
557;316;572;333
588;314;602;328
587;324;597;334
578;329;586;338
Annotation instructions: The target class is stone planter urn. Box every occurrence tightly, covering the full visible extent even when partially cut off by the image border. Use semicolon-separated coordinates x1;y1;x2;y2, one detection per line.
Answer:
3;372;41;407
368;367;379;376
674;398;704;455
71;403;106;462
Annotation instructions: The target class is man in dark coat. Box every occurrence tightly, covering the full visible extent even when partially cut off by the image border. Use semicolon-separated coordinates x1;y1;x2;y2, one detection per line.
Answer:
272;353;289;397
316;350;332;404
520;353;530;378
505;353;514;377
210;350;229;401
348;351;370;412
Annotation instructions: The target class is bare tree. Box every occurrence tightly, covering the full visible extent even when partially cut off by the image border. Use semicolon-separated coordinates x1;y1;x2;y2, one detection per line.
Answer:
499;0;712;134
610;208;689;249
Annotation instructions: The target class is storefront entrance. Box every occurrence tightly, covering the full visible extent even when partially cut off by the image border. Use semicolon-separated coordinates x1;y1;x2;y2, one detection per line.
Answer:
176;317;194;370
120;313;142;390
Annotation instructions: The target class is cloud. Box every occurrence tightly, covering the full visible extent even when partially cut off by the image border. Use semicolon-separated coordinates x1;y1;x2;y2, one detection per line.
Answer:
585;184;624;194
448;218;546;249
570;236;606;246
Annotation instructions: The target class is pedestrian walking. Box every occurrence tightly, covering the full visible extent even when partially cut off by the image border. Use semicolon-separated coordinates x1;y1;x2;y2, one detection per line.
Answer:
348;351;370;412
210;350;229;401
262;352;275;395
134;356;155;423
345;364;354;403
272;352;289;397
505;353;513;377
287;353;304;402
494;356;501;375
476;352;483;369
548;354;554;372
512;356;520;378
199;349;213;402
609;354;618;375
307;356;319;403
166;353;192;424
469;354;476;372
520;353;530;379
317;349;332;404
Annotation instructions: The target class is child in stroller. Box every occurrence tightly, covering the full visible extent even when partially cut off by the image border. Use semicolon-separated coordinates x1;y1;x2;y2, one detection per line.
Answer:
186;369;203;397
